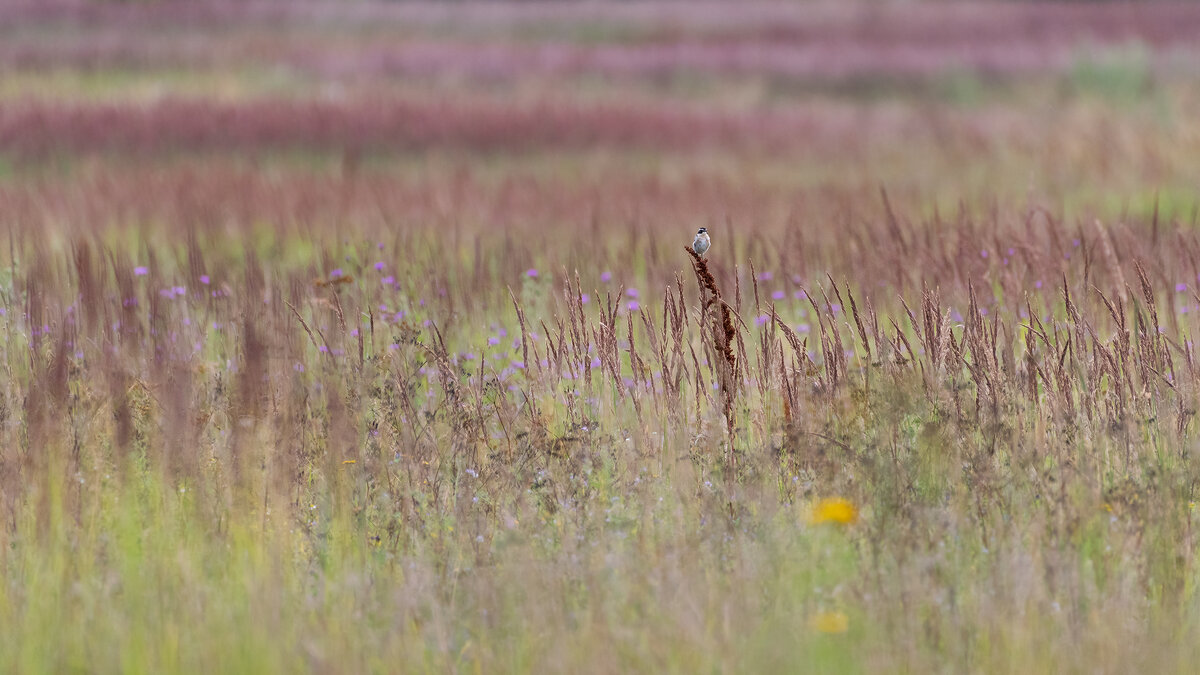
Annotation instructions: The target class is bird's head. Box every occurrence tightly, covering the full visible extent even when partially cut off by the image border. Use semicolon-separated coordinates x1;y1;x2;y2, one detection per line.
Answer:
697;228;708;234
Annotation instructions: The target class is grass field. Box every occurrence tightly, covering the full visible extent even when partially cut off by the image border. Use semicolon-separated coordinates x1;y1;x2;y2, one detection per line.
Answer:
4;2;1200;672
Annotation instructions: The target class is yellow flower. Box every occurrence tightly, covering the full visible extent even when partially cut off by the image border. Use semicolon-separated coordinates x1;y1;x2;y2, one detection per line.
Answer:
809;611;849;634
809;497;858;526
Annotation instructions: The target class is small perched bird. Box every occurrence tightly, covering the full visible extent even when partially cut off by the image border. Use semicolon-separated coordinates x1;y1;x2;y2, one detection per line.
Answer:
692;227;711;257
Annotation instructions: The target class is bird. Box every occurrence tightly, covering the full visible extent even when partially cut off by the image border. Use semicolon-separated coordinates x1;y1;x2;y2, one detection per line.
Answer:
692;227;711;257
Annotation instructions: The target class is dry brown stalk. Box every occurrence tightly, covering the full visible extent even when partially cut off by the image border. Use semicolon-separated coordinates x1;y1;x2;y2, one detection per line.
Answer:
801;286;833;388
750;258;762;314
284;299;325;354
626;312;645;421
772;306;807;360
755;304;777;398
685;246;738;454
675;272;689;333
780;352;794;427
1134;261;1164;371
866;295;882;361
819;283;849;385
539;319;559;375
888;317;915;369
508;286;531;378
626;312;645;388
846;284;871;381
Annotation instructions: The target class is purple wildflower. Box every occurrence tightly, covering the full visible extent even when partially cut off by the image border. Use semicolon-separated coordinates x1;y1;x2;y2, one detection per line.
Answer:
134;266;148;276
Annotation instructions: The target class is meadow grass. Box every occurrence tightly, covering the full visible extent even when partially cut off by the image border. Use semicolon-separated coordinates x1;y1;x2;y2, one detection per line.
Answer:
1;200;1200;672
5;2;1200;673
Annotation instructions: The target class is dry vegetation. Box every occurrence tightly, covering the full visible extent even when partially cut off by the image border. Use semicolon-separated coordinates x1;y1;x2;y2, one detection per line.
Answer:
4;2;1200;673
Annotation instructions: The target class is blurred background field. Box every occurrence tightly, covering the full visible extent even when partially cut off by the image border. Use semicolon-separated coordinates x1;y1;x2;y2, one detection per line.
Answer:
3;2;1200;673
